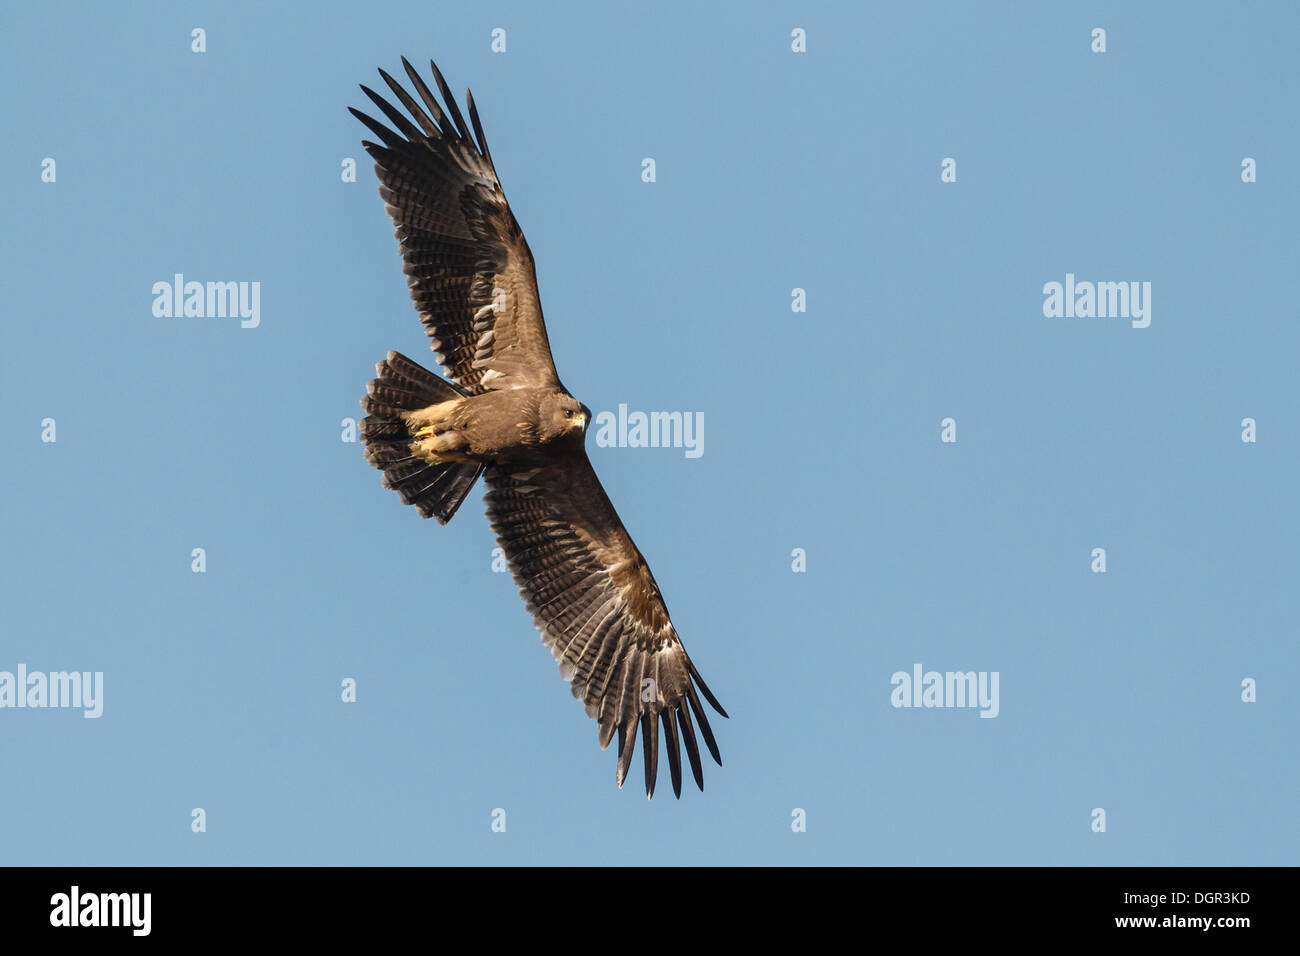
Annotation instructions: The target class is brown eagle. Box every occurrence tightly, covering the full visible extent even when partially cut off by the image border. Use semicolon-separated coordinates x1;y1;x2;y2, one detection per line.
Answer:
351;58;727;798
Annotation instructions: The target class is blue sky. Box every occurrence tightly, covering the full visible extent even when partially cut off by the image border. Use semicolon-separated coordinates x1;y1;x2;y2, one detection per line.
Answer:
1;0;1295;865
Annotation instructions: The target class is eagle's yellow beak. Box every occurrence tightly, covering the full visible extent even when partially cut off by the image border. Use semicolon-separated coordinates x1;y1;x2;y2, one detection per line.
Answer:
572;413;587;429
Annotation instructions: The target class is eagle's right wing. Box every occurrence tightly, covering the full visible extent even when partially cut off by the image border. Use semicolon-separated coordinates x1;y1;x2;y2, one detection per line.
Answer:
485;450;728;799
350;58;561;394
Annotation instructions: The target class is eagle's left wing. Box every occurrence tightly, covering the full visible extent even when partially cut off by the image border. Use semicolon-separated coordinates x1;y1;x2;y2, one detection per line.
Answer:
350;59;561;394
485;452;727;799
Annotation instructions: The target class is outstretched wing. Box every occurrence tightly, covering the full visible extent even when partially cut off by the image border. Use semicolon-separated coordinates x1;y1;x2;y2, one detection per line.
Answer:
485;451;728;799
351;58;560;393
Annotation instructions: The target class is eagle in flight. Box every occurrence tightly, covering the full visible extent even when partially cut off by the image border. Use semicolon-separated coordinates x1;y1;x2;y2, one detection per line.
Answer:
351;58;727;798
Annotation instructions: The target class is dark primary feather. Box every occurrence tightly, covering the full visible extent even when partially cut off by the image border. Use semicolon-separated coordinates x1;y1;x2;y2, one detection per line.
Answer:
675;694;706;791
351;59;561;394
660;708;683;798
485;450;727;798
641;715;659;800
428;58;473;143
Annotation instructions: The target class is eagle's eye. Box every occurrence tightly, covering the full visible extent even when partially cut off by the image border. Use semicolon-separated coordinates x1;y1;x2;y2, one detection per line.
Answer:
564;409;573;418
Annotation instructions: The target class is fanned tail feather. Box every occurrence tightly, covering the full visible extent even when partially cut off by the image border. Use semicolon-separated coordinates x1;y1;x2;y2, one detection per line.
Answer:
360;350;483;523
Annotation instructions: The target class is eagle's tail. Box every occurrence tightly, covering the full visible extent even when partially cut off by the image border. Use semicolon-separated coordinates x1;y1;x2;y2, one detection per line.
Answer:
360;350;483;524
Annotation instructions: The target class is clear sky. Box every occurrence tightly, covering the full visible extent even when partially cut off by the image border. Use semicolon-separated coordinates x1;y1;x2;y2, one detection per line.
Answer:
1;0;1295;865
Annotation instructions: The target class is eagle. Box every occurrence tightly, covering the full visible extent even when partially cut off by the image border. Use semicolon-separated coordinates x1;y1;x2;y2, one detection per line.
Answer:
351;58;727;798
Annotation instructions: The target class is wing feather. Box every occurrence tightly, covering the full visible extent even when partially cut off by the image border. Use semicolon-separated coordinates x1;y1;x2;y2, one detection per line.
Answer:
641;714;659;800
676;699;705;791
660;709;683;799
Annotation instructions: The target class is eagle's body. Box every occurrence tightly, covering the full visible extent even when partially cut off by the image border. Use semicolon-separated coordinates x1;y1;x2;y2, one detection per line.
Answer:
351;58;726;798
404;384;589;463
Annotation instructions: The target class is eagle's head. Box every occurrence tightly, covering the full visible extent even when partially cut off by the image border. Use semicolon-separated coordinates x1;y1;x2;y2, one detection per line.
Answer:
538;391;590;443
